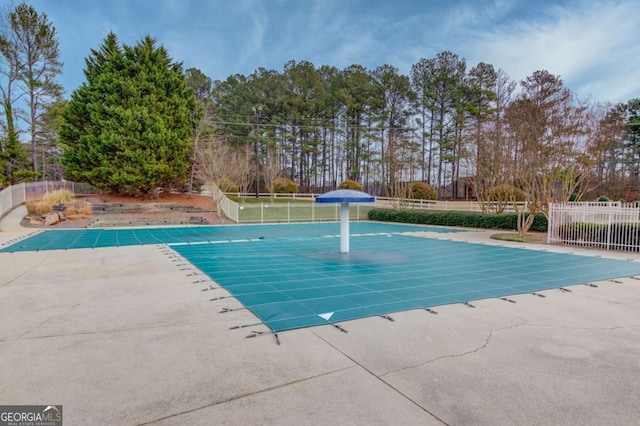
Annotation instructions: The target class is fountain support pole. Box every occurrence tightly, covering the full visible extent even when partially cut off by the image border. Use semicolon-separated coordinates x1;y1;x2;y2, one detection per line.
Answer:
315;189;375;255
340;202;350;253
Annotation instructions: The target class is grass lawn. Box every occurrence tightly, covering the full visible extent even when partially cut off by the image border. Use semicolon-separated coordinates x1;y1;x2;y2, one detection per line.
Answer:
237;202;373;223
490;233;541;243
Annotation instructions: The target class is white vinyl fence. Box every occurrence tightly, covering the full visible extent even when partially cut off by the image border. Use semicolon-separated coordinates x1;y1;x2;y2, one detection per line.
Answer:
548;202;640;251
0;181;99;220
202;188;372;224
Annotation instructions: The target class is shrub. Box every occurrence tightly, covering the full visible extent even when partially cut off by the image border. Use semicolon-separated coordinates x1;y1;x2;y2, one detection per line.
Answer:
407;182;437;200
598;196;609;202
12;169;38;183
270;177;298;194
338;179;363;191
218;178;239;193
569;192;580;202
42;189;74;204
368;208;547;232
25;199;53;216
65;200;92;216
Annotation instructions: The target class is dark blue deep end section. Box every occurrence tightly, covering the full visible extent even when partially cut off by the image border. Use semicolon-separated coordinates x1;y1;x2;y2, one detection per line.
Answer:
171;234;640;332
0;222;459;252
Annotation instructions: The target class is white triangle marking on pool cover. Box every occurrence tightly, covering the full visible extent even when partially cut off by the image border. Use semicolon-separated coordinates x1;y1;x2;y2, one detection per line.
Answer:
318;312;334;321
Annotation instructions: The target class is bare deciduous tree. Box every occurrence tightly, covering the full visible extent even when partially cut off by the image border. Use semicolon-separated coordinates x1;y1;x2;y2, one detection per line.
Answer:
505;71;597;235
194;140;235;217
231;143;252;200
262;145;281;201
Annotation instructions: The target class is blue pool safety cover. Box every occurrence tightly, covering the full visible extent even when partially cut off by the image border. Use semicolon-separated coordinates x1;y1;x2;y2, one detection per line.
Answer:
4;222;640;333
0;222;457;252
169;233;640;332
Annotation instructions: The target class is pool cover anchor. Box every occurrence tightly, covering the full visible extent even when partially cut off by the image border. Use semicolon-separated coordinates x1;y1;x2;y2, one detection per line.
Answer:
201;285;219;291
246;329;280;345
229;322;264;330
209;295;234;301
219;307;246;314
558;287;572;293
499;297;517;303
425;308;438;315
463;301;475;308
380;314;394;322
585;282;599;288
610;279;623;284
531;292;546;298
331;323;348;333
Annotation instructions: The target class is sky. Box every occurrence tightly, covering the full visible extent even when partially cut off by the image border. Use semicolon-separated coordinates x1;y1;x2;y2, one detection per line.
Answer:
20;0;640;104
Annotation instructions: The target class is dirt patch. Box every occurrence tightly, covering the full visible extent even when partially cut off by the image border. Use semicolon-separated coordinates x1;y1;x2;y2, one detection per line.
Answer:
22;192;232;228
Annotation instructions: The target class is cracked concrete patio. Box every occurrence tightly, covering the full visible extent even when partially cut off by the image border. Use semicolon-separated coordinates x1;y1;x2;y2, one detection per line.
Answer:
1;206;640;425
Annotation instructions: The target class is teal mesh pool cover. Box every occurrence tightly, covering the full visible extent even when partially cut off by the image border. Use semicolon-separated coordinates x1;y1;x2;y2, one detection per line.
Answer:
171;234;640;331
0;222;457;252
4;222;640;333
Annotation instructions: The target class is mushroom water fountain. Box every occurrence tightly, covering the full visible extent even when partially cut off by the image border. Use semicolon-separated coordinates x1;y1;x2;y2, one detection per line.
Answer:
315;189;375;253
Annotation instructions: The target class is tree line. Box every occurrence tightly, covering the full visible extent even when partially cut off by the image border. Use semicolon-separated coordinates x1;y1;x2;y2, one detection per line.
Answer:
208;57;639;204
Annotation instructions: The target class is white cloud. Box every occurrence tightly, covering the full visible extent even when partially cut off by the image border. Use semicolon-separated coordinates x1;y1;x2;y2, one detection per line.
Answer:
463;0;640;102
24;0;640;103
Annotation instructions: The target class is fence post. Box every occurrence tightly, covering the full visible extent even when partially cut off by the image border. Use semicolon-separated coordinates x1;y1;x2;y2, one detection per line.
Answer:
261;203;264;224
547;203;553;243
606;208;612;250
287;202;290;223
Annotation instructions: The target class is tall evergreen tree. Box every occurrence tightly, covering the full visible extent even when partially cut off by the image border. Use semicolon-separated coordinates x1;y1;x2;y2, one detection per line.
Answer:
372;64;414;196
340;64;380;184
60;33;194;196
411;58;438;183
0;3;62;175
465;62;497;200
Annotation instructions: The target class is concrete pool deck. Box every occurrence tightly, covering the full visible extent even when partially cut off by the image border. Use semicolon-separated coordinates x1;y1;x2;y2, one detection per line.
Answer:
1;206;640;425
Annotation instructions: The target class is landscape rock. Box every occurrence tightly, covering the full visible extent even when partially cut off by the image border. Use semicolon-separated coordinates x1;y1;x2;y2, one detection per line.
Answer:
44;212;61;226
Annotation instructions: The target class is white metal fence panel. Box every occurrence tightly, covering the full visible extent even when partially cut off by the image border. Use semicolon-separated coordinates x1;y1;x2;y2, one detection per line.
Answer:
236;202;372;224
548;202;640;251
208;189;534;224
0;185;15;218
0;181;94;219
201;184;239;223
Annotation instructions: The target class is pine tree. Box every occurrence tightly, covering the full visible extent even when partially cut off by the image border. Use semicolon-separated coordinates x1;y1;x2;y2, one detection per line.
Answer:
60;33;194;196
